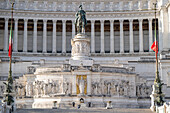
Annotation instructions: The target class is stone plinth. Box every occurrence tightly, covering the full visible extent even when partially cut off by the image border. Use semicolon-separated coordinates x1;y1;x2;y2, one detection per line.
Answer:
71;33;90;60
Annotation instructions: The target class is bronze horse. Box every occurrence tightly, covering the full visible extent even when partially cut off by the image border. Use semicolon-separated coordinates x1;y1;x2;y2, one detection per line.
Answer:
75;5;87;34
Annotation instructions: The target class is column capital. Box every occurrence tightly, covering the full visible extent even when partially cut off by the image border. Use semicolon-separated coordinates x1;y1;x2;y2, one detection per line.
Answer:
43;19;47;23
53;19;57;23
129;19;133;22
119;19;124;23
71;20;75;23
62;20;66;23
33;19;38;22
5;18;9;21
138;18;143;22
91;20;95;23
14;18;18;22
100;20;104;23
24;18;28;22
148;18;153;22
110;20;114;23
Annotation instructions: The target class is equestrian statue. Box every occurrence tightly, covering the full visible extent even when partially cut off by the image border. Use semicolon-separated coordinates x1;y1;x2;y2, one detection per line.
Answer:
75;5;87;34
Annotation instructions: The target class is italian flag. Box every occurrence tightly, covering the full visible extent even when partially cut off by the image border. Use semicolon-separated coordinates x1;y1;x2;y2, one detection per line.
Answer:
151;41;158;54
8;24;13;58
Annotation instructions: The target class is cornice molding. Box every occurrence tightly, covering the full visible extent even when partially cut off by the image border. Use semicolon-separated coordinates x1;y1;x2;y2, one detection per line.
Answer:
0;10;159;20
0;0;164;12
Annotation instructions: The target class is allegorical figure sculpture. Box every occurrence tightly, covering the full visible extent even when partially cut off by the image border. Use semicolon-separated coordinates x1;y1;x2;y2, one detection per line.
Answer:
78;76;85;95
75;5;87;34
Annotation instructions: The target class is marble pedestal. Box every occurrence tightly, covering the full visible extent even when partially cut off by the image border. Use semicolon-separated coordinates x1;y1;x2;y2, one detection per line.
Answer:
71;33;90;61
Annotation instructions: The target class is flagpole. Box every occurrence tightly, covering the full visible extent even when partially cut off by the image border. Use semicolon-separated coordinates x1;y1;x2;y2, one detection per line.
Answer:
9;2;14;86
152;2;164;108
4;2;15;107
153;3;160;83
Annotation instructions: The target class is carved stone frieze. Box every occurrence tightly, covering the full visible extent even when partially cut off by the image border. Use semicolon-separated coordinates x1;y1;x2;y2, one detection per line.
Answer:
1;0;166;12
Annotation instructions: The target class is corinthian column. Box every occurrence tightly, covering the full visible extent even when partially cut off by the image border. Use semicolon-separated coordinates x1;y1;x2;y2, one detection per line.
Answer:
139;19;143;52
33;19;37;53
13;18;18;52
120;19;124;53
91;20;95;53
100;20;104;53
62;20;66;53
23;19;28;52
129;19;134;53
110;20;114;53
52;20;56;53
72;20;75;38
43;19;47;53
4;18;9;52
149;18;153;52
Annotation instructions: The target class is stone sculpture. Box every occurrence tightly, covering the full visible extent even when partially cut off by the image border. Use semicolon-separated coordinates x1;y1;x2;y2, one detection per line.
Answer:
78;76;85;95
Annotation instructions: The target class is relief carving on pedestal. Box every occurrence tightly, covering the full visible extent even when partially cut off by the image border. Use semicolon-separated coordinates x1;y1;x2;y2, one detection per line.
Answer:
91;79;132;96
136;83;152;97
63;79;72;95
90;79;152;97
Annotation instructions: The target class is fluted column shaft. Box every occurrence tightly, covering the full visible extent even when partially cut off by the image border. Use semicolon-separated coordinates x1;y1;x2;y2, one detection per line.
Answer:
23;19;28;52
120;19;124;53
129;19;134;53
33;19;37;53
62;20;66;53
72;20;75;38
100;20;104;53
139;19;143;52
110;20;114;53
149;18;153;52
4;18;9;51
43;19;47;53
91;20;95;53
52;20;57;53
13;18;18;52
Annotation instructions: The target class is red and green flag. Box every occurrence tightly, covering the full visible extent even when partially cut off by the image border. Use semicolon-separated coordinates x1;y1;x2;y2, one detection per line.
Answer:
151;41;158;54
8;24;13;58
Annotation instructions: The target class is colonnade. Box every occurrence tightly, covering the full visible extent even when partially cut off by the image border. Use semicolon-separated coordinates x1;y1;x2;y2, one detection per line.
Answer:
2;18;156;53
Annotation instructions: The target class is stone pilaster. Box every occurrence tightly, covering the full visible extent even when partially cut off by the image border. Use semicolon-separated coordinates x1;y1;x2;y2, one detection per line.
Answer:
129;19;134;53
33;19;37;53
91;20;95;53
23;19;28;52
43;19;47;53
4;18;9;52
52;20;57;53
13;18;18;52
110;20;114;53
87;75;91;95
139;19;143;52
120;19;124;53
149;18;153;52
100;20;104;53
72;75;77;95
62;20;66;53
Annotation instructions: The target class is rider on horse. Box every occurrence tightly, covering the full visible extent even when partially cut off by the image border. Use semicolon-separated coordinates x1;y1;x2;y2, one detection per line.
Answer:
75;5;87;34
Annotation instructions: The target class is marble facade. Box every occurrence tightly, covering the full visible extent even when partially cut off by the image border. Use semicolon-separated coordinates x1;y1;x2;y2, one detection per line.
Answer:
11;32;153;109
0;0;169;109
